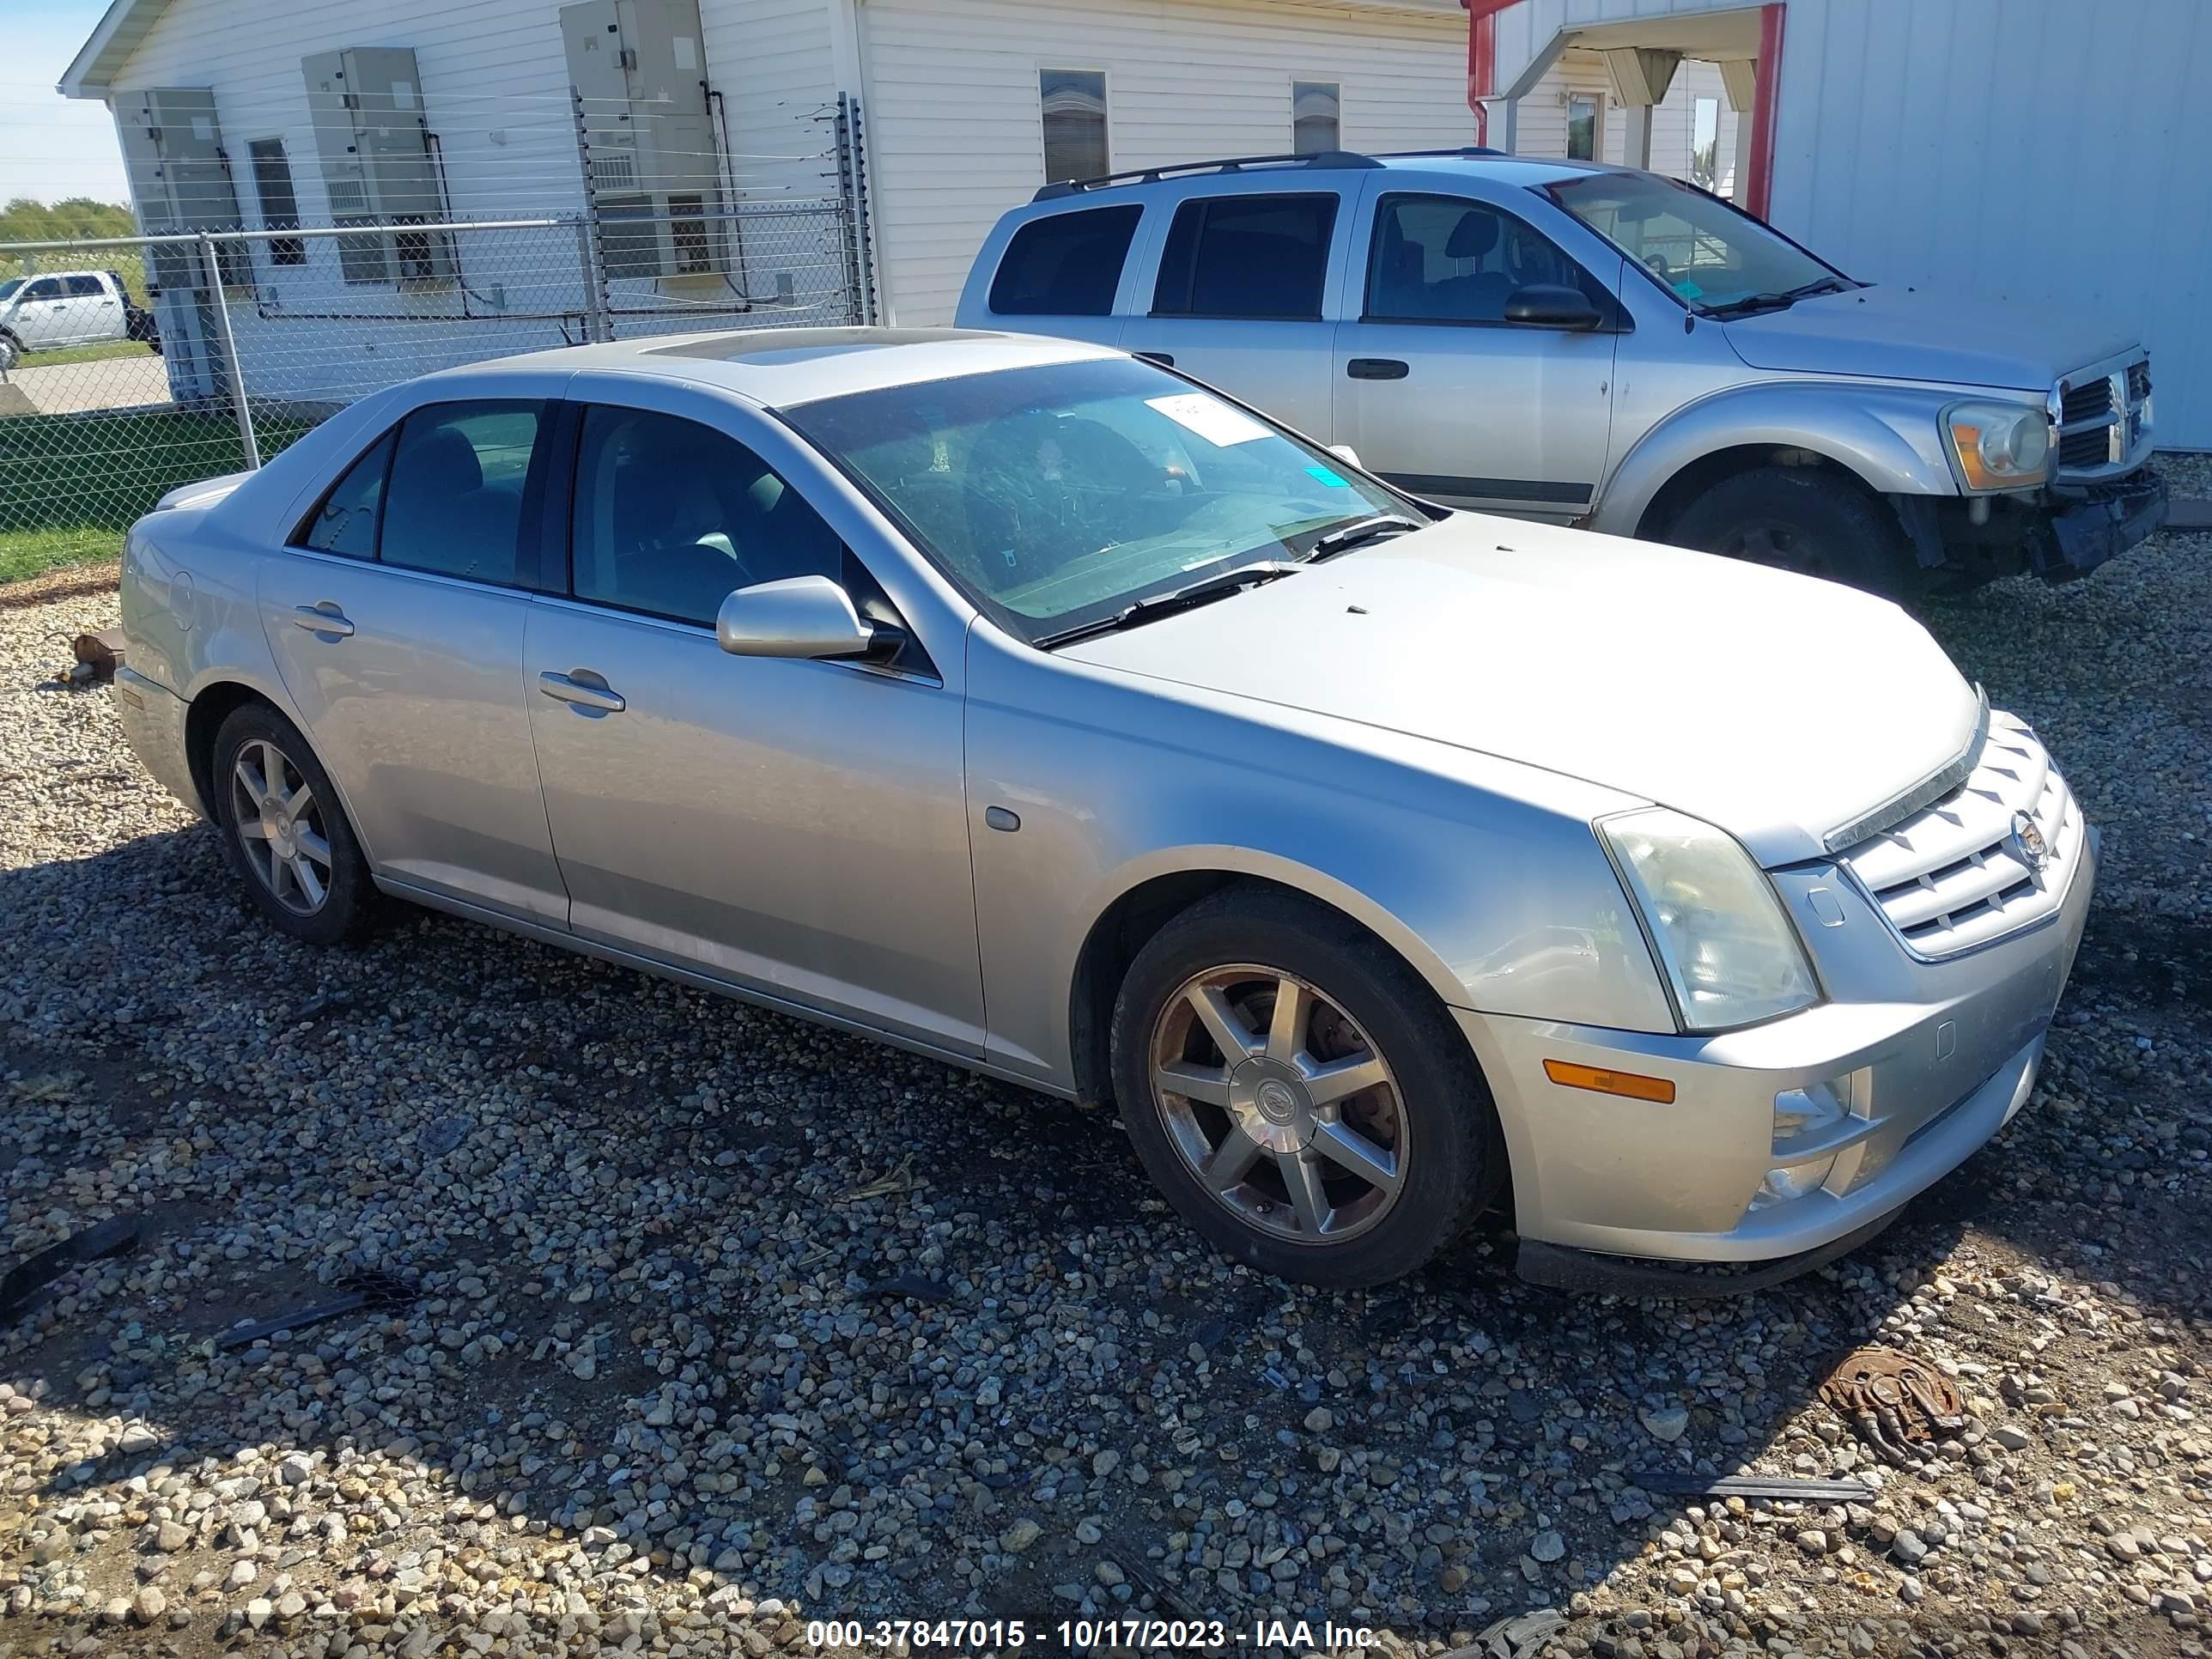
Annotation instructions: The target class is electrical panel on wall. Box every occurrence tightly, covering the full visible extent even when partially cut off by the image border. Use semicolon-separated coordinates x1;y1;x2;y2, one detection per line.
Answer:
560;0;727;282
301;46;453;285
116;88;249;289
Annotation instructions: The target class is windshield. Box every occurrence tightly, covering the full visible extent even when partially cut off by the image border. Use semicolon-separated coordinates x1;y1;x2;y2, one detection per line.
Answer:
781;356;1415;643
0;278;21;302
1543;173;1846;314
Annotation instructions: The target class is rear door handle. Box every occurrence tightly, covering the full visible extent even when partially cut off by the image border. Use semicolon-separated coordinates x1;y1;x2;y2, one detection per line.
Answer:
291;603;355;638
538;670;625;714
1133;350;1175;368
1346;358;1410;380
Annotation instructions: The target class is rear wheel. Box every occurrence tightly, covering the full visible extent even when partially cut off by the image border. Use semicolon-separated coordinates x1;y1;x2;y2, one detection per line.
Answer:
1667;465;1919;597
210;703;376;945
1110;887;1504;1288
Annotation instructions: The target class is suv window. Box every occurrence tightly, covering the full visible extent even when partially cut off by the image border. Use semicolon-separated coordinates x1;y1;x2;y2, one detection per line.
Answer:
990;205;1142;316
1152;192;1338;321
296;431;396;559
1365;194;1603;325
64;275;106;297
380;402;544;586
570;407;845;627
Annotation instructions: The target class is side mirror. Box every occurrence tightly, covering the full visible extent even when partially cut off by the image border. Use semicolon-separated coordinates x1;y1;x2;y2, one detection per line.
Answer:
1328;444;1364;471
1504;283;1603;331
716;574;901;662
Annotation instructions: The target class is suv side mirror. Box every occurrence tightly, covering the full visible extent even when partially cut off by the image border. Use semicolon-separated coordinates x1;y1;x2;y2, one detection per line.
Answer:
716;574;902;662
1504;283;1602;331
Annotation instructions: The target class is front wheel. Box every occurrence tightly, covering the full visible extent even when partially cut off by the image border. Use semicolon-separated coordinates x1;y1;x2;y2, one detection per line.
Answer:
1666;465;1919;597
1110;887;1505;1288
210;703;377;945
0;333;19;373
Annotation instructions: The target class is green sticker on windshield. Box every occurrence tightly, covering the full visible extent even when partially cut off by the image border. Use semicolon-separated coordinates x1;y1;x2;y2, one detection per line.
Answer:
1304;464;1351;488
1673;278;1705;300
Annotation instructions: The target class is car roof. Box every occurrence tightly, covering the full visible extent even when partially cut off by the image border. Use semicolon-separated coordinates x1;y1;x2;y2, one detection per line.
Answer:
428;326;1122;410
1023;149;1623;207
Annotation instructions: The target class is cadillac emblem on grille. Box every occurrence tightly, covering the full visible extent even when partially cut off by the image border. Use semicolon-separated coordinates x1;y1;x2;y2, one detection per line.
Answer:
2008;809;2051;874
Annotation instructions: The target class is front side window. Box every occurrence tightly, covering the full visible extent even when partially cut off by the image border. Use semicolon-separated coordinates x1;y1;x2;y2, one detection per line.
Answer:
379;401;544;586
25;278;61;301
782;356;1412;643
1544;171;1847;314
295;431;395;559
1152;192;1339;321
1292;81;1340;155
569;406;844;627
990;205;1142;317
1040;69;1109;184
1566;94;1600;161
1365;193;1601;324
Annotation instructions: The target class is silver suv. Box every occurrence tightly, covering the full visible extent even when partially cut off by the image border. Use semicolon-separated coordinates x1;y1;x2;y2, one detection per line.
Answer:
957;149;2166;592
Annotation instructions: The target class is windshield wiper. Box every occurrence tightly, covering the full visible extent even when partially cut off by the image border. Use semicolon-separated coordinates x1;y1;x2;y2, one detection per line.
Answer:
1036;562;1299;648
1305;514;1425;562
1699;276;1850;320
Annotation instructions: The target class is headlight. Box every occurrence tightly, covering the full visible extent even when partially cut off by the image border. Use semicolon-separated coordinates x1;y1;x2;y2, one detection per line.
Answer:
1944;399;2051;490
1598;808;1821;1032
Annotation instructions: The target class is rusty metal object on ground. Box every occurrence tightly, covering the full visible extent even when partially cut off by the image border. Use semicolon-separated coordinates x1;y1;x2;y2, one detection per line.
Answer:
1820;1346;1966;1464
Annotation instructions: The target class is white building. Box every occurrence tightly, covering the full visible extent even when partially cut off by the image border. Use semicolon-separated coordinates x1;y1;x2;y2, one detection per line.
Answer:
59;0;1481;372
1469;0;2212;447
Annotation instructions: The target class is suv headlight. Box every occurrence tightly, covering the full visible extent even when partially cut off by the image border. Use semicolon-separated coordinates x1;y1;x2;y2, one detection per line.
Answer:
1943;400;2051;491
1599;809;1821;1033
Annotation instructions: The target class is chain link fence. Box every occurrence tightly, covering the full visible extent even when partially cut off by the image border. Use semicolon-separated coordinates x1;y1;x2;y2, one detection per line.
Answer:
0;195;868;577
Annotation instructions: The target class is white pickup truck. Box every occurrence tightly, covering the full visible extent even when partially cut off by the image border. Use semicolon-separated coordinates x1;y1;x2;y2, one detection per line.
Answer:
0;269;161;370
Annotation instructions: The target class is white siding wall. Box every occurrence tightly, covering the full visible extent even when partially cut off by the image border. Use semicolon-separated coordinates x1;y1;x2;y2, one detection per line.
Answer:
857;0;1473;324
1510;52;1736;194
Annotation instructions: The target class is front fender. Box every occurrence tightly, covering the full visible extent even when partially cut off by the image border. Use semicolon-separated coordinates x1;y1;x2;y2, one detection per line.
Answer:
1595;380;1962;538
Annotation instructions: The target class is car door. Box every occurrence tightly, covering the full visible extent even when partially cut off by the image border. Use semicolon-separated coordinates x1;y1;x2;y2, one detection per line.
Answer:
1117;187;1347;441
257;394;569;924
64;274;125;344
521;387;986;1057
1333;182;1622;521
14;278;70;349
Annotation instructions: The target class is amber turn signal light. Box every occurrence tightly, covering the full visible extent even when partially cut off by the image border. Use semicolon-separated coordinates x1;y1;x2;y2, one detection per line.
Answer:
1542;1059;1676;1104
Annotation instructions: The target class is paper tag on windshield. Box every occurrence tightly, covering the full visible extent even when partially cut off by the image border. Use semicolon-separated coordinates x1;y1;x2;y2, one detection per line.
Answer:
1146;392;1271;448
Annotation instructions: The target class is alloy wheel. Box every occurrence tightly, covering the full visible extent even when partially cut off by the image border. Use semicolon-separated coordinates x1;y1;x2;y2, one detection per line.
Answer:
227;738;334;915
1147;964;1407;1245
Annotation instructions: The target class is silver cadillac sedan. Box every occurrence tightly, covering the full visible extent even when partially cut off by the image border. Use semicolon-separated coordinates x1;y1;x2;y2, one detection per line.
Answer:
112;328;2094;1291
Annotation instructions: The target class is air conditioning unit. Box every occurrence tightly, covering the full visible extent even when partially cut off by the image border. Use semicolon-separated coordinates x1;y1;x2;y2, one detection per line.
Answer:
561;0;727;279
116;88;249;290
302;46;453;286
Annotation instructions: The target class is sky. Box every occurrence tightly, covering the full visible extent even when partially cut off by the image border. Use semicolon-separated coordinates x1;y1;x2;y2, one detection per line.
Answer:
0;0;132;204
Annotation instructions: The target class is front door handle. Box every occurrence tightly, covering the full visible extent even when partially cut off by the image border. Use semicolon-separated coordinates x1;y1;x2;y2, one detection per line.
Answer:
291;603;355;638
538;670;625;714
1133;350;1176;368
1346;358;1410;380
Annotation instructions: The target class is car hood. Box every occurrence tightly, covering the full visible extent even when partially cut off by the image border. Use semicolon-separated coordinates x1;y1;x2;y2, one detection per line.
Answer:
1059;516;1981;866
1723;283;2136;392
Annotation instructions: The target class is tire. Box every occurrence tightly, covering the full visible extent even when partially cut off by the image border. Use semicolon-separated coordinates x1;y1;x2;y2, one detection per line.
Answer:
209;702;378;946
0;333;18;373
1665;465;1919;597
1109;885;1506;1289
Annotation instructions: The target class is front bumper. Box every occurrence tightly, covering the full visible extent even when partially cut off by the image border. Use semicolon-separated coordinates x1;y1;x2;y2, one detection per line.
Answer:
2034;467;2168;579
112;665;204;819
1455;826;2095;1267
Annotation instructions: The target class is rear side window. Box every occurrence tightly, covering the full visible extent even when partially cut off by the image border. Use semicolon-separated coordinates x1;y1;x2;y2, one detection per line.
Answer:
296;432;395;559
379;401;544;586
1152;192;1338;321
64;275;106;297
990;205;1142;316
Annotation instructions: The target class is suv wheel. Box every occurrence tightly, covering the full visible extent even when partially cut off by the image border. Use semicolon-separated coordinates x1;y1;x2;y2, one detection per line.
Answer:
1668;465;1918;597
210;703;377;945
0;333;18;373
1110;886;1504;1288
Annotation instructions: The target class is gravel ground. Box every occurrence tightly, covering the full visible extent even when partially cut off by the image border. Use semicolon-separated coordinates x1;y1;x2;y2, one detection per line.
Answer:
1;503;2209;1659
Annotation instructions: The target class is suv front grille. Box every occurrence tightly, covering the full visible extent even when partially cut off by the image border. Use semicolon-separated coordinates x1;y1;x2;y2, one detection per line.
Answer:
2053;351;2151;481
1838;714;2084;959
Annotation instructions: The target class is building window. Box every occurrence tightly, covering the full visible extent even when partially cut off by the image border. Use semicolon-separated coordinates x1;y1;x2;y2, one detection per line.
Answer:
1690;96;1720;191
247;139;306;266
1292;81;1340;155
1040;68;1109;184
1566;93;1601;161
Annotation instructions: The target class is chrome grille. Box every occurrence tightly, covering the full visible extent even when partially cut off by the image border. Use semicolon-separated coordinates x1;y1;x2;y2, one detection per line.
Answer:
1839;714;2085;959
2052;349;2152;481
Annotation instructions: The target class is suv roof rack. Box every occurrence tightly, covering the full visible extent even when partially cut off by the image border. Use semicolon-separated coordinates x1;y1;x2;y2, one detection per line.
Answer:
1032;149;1383;203
1373;146;1508;161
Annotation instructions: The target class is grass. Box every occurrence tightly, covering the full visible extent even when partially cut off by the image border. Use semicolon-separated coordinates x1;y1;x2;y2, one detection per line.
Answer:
0;408;315;585
15;338;157;369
